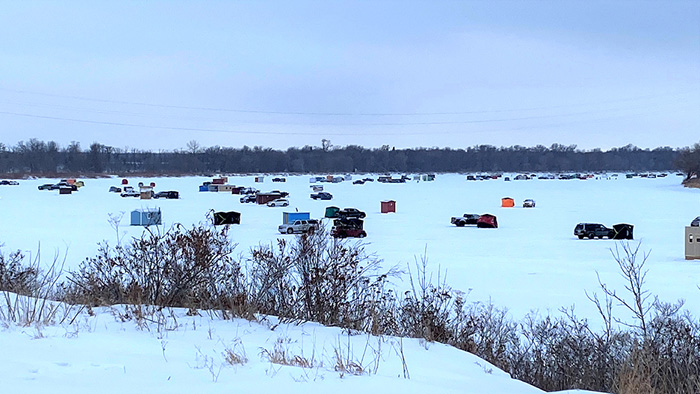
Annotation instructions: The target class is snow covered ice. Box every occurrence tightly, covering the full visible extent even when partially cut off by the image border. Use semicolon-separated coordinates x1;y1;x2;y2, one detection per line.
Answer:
1;173;697;393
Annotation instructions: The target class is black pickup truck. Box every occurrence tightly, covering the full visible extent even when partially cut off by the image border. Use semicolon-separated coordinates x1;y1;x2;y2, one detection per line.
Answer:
451;214;481;227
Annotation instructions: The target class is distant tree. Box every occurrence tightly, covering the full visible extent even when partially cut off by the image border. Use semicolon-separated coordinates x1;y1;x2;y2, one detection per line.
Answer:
186;140;201;154
321;139;332;151
674;143;700;180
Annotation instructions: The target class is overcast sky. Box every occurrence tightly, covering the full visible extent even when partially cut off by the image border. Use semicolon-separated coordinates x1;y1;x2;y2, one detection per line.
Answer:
1;1;698;152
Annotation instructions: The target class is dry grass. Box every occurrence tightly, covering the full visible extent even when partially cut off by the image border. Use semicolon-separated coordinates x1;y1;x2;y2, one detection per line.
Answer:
332;348;365;377
259;337;316;369
222;338;248;366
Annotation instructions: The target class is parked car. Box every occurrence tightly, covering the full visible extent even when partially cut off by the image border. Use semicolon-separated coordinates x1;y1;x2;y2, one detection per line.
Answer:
451;214;481;227
38;183;54;190
523;199;536;208
120;189;140;197
691;216;700;227
332;226;367;238
272;177;286;182
574;223;613;239
240;187;258;195
0;180;19;185
331;218;366;238
278;219;320;234
154;191;179;199
337;208;366;219
353;180;365;185
267;198;290;207
109;186;122;193
240;194;257;203
50;182;77;191
270;190;290;197
310;192;333;200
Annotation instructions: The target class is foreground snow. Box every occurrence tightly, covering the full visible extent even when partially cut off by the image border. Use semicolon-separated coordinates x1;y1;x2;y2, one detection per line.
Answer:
1;295;550;394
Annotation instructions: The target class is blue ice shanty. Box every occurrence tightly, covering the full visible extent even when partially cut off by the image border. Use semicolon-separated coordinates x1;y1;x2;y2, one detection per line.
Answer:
131;208;162;226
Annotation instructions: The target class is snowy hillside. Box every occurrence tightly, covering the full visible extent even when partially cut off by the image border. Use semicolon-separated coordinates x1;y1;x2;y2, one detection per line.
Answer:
1;297;554;394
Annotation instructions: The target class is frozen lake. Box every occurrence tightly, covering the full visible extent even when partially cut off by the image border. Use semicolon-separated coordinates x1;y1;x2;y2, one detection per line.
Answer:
1;173;699;322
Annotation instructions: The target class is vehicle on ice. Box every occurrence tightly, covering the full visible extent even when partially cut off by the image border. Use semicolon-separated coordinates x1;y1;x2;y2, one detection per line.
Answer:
154;191;179;199
120;187;140;198
574;223;613;239
336;208;366;219
278;219;320;234
451;214;481;227
267;198;290;207
240;194;256;203
310;192;333;200
331;217;366;238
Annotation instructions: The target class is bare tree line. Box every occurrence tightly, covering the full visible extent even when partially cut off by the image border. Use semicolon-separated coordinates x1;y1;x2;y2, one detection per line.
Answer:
0;138;691;176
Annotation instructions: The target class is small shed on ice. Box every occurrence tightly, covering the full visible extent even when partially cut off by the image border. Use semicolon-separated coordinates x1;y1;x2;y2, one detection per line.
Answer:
686;226;700;260
325;206;340;218
130;208;162;226
501;197;515;208
611;224;634;240
256;192;283;205
140;185;153;199
283;211;310;224
476;214;498;228
213;211;241;225
381;200;396;213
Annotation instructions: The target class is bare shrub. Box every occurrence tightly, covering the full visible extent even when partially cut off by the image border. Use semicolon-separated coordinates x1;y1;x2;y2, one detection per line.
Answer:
512;310;630;392
617;306;700;394
0;249;39;295
576;242;700;394
397;255;453;342
245;226;392;330
64;223;242;309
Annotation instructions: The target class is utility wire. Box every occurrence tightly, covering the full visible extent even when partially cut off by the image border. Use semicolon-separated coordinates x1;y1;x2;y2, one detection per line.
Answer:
1;86;698;117
0;93;696;127
0;99;693;137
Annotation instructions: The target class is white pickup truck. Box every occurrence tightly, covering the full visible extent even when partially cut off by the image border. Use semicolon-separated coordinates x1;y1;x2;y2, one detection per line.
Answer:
278;219;320;234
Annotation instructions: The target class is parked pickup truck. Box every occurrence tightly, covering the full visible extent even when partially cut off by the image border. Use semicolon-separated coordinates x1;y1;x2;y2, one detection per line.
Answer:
451;214;481;227
278;219;320;234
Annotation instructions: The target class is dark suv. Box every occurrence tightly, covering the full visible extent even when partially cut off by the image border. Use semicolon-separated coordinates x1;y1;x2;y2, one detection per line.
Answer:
574;223;613;239
310;192;333;200
337;208;366;219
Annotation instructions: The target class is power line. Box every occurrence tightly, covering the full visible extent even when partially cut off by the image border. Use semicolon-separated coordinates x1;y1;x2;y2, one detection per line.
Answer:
1;99;694;137
1;85;698;117
0;94;696;127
